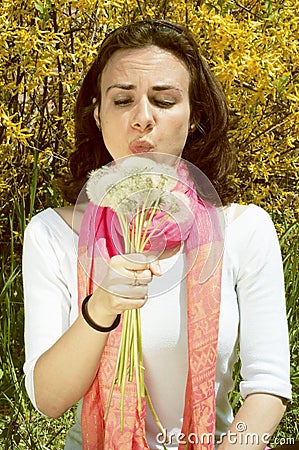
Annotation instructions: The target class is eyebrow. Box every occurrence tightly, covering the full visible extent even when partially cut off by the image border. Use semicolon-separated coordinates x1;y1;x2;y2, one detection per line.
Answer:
106;83;182;93
106;83;135;93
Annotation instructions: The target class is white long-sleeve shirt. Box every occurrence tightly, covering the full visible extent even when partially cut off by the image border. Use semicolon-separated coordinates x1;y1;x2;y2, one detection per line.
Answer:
22;203;292;449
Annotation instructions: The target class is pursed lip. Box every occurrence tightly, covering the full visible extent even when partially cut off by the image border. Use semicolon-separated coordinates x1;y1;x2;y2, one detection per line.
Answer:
129;139;154;154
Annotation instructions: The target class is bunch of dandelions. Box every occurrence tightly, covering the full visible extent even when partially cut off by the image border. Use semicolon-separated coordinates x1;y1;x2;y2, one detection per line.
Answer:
86;156;183;434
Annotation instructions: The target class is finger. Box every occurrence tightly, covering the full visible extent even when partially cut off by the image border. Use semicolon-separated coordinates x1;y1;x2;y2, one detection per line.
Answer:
110;253;155;272
137;252;162;276
149;260;162;276
105;283;148;300
130;269;152;285
111;294;148;312
105;267;152;286
110;255;162;281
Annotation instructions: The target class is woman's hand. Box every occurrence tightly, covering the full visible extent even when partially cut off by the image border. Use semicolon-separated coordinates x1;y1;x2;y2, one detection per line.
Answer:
88;253;162;327
34;253;161;418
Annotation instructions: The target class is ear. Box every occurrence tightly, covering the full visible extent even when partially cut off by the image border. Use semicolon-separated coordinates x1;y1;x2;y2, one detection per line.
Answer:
93;105;101;130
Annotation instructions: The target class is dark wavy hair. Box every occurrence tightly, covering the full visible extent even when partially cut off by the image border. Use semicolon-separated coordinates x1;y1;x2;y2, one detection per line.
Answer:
58;20;236;205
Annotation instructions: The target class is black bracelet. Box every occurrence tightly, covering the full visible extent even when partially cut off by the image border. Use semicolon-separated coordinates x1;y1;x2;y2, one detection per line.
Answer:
81;294;121;332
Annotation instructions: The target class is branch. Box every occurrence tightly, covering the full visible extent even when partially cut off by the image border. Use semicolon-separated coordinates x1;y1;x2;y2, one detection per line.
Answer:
233;1;263;20
136;0;144;16
234;78;258;92
245;114;293;149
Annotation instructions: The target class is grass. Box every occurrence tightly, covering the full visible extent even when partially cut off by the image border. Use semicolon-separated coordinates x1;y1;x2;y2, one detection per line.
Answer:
274;221;299;442
0;188;298;447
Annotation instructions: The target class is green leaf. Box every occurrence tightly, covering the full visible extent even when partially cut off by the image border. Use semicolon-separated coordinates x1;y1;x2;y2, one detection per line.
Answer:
34;2;44;13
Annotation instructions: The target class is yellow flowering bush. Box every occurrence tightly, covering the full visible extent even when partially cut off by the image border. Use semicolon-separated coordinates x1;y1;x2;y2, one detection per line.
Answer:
0;2;298;446
0;0;298;248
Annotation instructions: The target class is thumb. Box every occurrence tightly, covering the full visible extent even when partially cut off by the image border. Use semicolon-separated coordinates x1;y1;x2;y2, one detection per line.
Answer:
149;260;162;276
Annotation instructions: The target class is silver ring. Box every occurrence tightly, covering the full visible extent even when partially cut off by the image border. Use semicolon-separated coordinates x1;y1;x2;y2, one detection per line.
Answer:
133;271;140;286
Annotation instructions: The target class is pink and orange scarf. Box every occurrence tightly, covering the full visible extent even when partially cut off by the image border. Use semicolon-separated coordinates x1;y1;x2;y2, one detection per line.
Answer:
77;165;224;449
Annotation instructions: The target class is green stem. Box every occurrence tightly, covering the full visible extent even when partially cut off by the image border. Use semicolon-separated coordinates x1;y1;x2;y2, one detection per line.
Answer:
104;323;126;421
145;387;166;437
108;210;165;435
117;319;126;386
140;213;170;252
128;313;135;382
120;311;132;431
139;196;162;249
135;189;154;250
133;309;142;412
118;214;131;252
136;309;145;396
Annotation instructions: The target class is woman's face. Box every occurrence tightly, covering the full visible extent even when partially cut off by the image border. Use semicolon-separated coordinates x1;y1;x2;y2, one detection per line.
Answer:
96;46;191;160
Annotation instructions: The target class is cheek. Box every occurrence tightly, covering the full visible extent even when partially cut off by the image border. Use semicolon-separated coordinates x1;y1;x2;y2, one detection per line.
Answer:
100;118;129;158
101;110;128;134
168;116;189;144
159;126;189;155
100;125;117;156
171;105;190;135
101;113;120;138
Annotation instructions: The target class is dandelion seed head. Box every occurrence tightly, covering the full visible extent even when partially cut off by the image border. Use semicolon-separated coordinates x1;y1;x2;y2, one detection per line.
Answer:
86;156;179;209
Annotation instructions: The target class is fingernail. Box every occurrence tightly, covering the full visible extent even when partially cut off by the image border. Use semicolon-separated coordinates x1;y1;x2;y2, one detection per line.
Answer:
153;261;162;275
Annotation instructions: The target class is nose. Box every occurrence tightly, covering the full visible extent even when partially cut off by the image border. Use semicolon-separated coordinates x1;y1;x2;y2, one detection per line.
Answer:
131;97;155;131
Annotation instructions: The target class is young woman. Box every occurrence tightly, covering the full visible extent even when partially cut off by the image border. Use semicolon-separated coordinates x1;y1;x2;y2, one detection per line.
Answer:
23;20;291;449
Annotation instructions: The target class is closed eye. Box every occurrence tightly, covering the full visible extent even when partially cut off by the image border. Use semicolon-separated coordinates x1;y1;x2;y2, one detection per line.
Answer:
154;99;176;108
151;95;177;108
114;98;133;106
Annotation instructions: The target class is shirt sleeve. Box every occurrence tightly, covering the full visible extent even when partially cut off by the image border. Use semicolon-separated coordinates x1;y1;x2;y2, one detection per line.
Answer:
235;206;292;401
22;214;75;412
